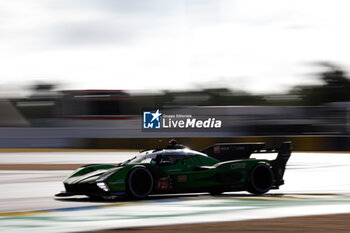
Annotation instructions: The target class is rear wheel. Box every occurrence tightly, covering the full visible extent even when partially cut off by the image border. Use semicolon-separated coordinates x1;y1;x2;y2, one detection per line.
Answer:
127;166;154;199
247;162;274;194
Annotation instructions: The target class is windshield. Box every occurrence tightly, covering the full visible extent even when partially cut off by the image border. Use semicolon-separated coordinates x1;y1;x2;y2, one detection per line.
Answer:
121;150;156;165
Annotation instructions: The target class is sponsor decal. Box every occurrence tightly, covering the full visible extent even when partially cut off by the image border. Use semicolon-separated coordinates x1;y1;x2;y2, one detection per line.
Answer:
213;145;221;153
156;177;171;190
230;163;246;170
109;179;125;185
167;169;182;172
143;109;222;129
177;175;187;183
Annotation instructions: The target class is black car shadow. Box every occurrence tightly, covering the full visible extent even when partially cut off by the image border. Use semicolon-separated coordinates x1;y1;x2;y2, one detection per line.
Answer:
54;193;205;203
54;192;287;203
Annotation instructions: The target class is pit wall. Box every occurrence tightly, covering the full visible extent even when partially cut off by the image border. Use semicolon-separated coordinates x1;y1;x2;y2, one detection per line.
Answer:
90;136;350;151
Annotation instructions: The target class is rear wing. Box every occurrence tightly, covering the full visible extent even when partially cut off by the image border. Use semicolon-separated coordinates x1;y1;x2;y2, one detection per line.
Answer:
201;142;291;162
271;141;292;186
201;141;292;188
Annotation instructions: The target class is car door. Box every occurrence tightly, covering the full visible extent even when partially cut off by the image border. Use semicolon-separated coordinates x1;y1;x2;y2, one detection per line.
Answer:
159;154;217;192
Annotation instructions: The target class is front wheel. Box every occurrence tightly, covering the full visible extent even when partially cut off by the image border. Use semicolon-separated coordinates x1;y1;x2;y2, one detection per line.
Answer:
247;162;274;195
127;166;154;199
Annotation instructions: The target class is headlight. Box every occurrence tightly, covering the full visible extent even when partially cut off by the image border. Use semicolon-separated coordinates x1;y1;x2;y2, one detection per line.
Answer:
97;182;110;192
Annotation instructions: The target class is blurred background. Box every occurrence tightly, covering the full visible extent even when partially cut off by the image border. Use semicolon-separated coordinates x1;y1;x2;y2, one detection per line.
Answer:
0;0;350;150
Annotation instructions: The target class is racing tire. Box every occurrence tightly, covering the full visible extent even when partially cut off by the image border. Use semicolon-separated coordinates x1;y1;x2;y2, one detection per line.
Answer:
127;166;154;199
247;162;274;195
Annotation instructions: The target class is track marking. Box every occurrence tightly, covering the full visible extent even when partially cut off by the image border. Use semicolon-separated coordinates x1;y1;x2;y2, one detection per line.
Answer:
0;201;144;217
1;193;349;217
1;195;350;233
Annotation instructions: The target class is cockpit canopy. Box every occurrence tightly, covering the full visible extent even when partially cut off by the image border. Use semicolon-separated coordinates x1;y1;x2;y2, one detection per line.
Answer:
125;149;208;165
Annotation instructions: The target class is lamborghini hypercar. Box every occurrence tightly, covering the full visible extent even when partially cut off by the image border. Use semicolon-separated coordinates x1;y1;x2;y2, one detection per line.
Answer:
56;140;292;199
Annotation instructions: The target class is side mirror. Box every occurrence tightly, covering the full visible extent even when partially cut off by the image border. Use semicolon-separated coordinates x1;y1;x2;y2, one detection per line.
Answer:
155;154;162;165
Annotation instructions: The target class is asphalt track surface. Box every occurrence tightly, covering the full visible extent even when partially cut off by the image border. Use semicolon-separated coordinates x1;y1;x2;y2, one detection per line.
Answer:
0;151;349;233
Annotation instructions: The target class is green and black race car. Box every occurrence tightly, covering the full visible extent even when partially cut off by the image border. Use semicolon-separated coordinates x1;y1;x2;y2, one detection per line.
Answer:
56;140;292;199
